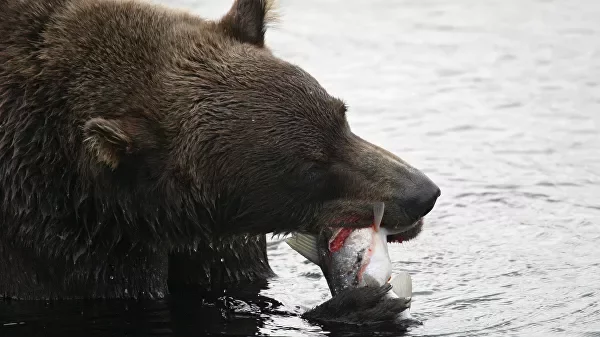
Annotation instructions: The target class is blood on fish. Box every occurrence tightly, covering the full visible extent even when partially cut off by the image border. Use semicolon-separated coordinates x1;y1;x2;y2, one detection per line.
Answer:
357;246;375;282
329;219;377;252
329;228;353;252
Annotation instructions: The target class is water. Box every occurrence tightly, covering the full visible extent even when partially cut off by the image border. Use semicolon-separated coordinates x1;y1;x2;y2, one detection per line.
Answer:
2;0;600;336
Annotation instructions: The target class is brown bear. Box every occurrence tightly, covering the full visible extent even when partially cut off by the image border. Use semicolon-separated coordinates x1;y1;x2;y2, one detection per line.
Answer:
0;0;440;324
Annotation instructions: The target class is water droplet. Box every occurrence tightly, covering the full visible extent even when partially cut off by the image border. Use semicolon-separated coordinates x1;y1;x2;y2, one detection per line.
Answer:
220;258;224;263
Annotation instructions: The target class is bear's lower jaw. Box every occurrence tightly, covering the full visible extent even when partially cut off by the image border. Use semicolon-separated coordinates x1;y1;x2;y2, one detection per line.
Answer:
317;200;426;237
386;218;424;244
321;202;425;244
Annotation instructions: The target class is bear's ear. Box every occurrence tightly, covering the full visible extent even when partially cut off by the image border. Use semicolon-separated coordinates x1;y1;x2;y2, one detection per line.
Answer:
218;0;278;47
83;117;137;169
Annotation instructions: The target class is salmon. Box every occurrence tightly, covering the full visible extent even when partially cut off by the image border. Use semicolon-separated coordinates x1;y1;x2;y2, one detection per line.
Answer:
286;203;413;320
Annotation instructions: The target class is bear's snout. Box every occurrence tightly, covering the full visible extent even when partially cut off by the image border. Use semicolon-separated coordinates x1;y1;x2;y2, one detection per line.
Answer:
394;169;440;221
332;134;441;234
375;155;440;233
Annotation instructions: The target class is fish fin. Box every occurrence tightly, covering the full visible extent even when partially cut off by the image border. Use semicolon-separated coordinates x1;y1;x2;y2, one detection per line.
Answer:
285;233;320;265
373;202;385;230
390;271;412;299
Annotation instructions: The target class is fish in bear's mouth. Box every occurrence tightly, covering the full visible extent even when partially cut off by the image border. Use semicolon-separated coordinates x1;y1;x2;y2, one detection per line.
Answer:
286;202;418;294
335;218;423;246
328;214;425;246
286;202;416;322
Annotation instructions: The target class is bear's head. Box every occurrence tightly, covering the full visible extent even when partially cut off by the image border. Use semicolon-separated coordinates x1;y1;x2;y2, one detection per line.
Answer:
81;0;440;242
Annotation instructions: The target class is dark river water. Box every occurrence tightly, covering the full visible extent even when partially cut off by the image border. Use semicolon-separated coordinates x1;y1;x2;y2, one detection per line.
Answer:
2;0;600;336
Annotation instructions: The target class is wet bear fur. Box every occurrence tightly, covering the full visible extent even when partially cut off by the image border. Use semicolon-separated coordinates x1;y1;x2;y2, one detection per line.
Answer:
0;0;437;325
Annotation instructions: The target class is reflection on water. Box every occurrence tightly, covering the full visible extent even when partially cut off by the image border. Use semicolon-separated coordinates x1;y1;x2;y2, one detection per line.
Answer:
2;0;600;336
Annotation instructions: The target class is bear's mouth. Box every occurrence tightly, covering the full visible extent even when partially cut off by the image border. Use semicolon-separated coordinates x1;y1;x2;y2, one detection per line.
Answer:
327;217;423;254
328;215;424;244
385;217;424;244
326;200;428;243
387;218;424;243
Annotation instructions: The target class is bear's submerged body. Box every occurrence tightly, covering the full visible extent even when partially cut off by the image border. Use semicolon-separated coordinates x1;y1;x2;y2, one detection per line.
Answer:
0;0;439;325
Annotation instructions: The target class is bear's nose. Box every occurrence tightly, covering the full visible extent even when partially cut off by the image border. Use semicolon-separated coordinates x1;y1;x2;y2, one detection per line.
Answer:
401;172;441;219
